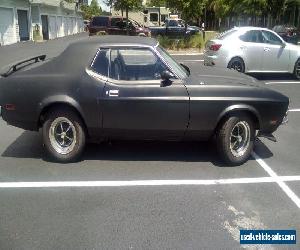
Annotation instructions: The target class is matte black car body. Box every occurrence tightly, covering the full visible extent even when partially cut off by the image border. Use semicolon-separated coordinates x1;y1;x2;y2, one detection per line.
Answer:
0;36;289;163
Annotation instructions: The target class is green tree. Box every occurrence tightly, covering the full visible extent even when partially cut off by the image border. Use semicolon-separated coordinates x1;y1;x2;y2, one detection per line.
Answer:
147;0;166;6
81;0;102;20
166;0;207;22
108;0;143;33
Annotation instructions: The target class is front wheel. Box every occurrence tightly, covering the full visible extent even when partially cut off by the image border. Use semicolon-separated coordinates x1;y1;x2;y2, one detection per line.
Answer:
216;115;255;166
294;59;300;80
42;108;86;163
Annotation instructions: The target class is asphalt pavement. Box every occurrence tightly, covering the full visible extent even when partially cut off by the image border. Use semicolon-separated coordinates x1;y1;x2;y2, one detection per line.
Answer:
0;33;299;249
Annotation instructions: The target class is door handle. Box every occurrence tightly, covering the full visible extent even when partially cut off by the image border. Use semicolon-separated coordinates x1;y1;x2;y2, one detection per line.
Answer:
106;90;119;97
264;47;270;52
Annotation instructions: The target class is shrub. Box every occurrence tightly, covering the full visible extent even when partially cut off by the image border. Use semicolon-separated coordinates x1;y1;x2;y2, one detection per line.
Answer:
156;33;205;50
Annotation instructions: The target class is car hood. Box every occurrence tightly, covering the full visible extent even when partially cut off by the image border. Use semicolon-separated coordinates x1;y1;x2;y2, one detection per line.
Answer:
185;65;262;88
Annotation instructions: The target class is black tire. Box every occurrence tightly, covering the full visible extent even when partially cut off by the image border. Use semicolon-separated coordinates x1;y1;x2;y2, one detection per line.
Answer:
42;107;86;163
294;59;300;80
216;115;255;166
228;57;245;73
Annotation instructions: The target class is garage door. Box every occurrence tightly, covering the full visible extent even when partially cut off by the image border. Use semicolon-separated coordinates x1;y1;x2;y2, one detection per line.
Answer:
56;16;63;37
72;18;77;34
48;16;57;39
0;7;16;45
63;17;68;36
68;17;72;35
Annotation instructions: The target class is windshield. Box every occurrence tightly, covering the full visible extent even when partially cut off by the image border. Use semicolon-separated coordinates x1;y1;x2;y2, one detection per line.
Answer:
156;46;188;79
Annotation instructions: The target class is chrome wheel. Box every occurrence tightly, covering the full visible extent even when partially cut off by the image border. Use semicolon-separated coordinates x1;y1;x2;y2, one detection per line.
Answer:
230;121;250;157
49;117;77;155
296;60;300;78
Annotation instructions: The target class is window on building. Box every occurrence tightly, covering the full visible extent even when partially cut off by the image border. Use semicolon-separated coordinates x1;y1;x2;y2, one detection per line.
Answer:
150;13;158;22
161;15;167;23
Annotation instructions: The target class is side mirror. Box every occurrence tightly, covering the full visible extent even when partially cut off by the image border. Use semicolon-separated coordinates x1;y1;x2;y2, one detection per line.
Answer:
281;42;286;48
161;70;174;81
180;63;190;76
160;70;174;87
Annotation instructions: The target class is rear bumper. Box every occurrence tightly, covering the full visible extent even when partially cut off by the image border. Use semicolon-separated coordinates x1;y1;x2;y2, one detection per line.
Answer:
203;53;228;68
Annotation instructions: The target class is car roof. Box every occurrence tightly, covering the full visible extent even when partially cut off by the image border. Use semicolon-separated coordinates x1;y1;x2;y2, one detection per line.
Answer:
232;26;274;32
70;35;158;48
14;36;159;77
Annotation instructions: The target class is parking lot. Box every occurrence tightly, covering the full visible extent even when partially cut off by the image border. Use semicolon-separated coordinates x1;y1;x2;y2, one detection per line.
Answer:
0;33;299;249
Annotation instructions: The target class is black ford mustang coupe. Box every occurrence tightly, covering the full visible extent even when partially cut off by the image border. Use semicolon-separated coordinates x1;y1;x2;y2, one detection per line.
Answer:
0;36;289;165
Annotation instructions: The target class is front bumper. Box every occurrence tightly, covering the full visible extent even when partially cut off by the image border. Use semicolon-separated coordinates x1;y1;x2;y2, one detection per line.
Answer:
281;108;289;125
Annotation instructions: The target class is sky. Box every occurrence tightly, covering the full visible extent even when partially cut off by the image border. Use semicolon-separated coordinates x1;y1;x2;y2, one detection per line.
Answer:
88;0;110;12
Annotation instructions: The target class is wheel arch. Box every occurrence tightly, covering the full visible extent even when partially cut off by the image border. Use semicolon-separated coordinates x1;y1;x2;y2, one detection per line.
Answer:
214;105;261;134
227;56;245;68
38;96;89;136
293;57;300;75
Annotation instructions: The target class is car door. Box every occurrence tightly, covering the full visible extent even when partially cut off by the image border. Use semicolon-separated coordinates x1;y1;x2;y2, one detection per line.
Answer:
238;30;264;72
261;30;290;72
101;47;189;140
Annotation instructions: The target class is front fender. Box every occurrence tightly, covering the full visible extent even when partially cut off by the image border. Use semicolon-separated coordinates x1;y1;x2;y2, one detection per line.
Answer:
217;104;261;128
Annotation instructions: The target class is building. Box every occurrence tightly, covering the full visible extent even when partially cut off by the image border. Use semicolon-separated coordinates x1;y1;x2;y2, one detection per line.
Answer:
146;7;170;26
0;0;84;46
78;0;88;5
111;6;170;27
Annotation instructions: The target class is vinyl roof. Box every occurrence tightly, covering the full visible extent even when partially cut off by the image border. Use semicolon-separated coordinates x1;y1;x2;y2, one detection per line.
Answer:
70;35;159;48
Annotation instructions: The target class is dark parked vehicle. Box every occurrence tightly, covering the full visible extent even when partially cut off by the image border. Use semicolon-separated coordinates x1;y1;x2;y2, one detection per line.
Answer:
0;36;289;165
83;20;90;32
89;16;151;37
273;25;300;44
149;18;200;37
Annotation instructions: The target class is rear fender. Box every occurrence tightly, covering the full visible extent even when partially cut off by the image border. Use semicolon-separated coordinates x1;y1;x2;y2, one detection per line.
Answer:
38;95;85;123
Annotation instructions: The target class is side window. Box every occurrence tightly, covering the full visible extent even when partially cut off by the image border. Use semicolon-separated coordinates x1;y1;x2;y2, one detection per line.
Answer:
262;31;283;45
91;49;109;77
92;17;108;26
109;48;168;81
240;31;262;43
111;17;122;27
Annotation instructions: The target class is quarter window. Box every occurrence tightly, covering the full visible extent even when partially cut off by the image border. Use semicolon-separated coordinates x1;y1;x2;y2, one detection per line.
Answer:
91;49;109;77
109;48;168;81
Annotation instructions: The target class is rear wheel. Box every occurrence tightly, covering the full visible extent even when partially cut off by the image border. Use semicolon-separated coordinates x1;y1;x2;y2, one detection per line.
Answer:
228;57;245;73
42;108;86;163
294;59;300;80
216;115;255;166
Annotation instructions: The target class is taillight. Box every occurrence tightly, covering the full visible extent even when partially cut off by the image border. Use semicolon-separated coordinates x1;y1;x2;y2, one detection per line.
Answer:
209;44;222;51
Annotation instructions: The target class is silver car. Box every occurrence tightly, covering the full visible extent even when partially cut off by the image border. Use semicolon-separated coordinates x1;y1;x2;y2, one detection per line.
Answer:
204;27;300;79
